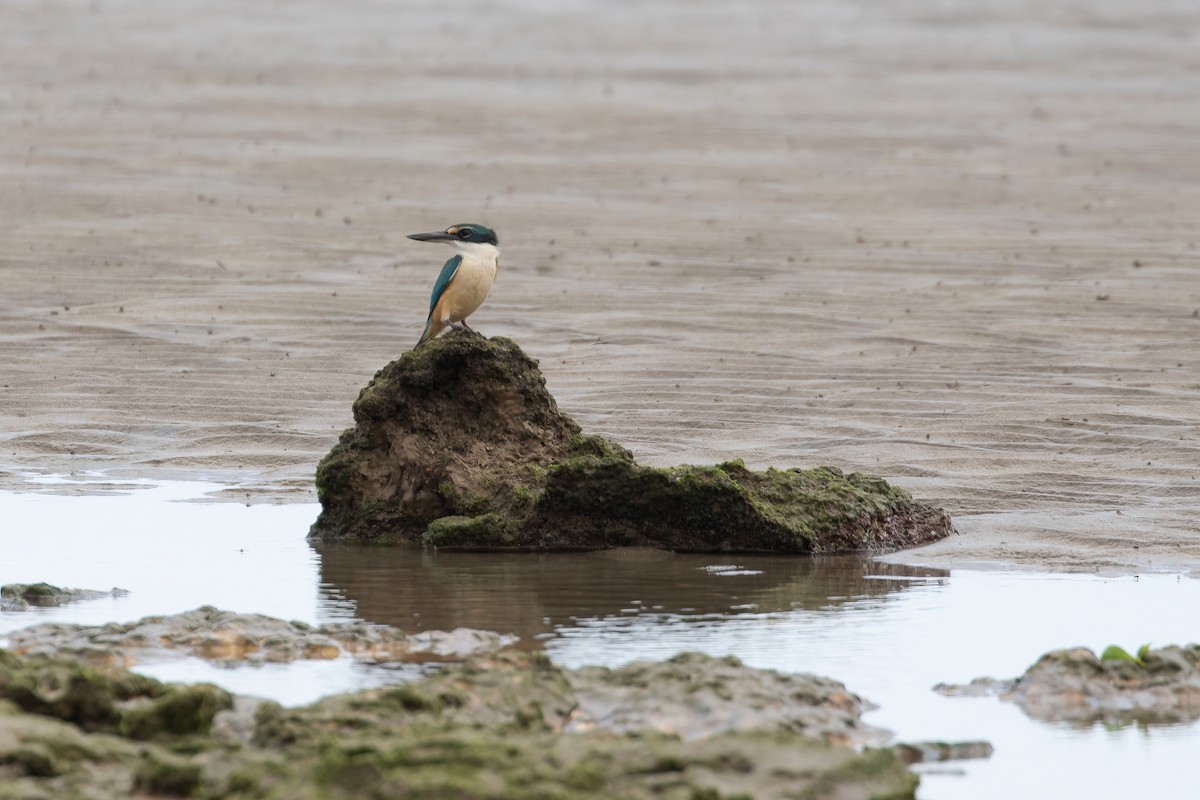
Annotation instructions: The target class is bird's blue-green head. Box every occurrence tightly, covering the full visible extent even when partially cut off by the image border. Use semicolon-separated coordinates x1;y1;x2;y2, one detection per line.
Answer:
408;223;499;247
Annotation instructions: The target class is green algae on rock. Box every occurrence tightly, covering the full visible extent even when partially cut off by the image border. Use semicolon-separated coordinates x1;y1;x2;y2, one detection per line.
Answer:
566;651;891;746
0;646;918;800
0;650;232;738
934;644;1200;727
309;332;954;551
1;583;127;611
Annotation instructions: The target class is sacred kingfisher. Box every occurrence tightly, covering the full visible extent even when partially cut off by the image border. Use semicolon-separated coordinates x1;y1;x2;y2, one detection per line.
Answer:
408;223;500;347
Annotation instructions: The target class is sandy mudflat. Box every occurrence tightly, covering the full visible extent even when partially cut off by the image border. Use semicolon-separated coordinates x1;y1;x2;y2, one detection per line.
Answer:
1;0;1197;572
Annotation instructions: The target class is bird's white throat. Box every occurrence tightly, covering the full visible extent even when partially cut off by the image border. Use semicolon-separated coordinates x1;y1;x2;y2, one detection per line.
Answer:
450;240;500;262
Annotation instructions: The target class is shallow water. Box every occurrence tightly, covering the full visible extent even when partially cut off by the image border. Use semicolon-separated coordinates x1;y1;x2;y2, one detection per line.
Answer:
2;476;1198;799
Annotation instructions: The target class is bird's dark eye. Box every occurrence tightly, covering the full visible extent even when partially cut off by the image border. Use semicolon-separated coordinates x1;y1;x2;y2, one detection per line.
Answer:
457;228;472;240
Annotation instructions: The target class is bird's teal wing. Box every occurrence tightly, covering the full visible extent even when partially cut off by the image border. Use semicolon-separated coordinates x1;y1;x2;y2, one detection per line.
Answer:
426;255;462;320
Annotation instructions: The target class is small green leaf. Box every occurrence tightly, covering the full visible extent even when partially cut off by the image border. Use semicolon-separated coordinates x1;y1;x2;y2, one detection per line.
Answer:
1137;643;1152;663
1101;644;1144;667
1101;645;1135;663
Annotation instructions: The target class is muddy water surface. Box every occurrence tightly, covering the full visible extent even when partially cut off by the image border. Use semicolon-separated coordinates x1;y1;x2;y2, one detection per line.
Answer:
2;477;1197;799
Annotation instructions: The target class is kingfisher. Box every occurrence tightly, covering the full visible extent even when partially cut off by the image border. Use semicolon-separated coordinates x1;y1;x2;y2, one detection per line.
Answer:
408;223;500;348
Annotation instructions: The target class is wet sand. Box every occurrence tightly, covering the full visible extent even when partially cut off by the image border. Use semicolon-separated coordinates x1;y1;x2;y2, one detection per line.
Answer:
2;0;1197;572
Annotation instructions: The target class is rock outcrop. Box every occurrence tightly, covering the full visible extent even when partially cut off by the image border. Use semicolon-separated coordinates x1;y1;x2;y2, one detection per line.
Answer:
310;332;954;551
935;644;1200;726
5;606;514;667
0;647;920;800
1;582;127;611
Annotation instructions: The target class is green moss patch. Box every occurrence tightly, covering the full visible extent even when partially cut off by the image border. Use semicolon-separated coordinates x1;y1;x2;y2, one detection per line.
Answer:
0;650;230;739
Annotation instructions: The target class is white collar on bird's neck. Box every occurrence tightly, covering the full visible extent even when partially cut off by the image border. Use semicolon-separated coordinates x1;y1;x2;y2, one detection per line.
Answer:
450;240;499;262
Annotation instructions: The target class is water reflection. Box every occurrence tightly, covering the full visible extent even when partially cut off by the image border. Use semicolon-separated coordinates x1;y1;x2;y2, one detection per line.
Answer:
314;543;948;644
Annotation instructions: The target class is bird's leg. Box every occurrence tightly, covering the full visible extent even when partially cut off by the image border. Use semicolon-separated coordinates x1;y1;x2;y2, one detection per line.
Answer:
459;320;483;337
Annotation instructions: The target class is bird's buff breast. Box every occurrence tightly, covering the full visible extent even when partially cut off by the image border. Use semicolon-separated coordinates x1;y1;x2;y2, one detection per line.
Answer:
442;255;497;322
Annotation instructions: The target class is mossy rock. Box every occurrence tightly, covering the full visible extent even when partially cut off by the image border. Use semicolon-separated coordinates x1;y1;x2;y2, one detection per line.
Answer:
0;648;919;800
120;684;233;740
424;513;520;548
3;583;62;599
132;752;204;797
310;332;953;552
249;649;917;800
1;583;120;609
0;650;231;737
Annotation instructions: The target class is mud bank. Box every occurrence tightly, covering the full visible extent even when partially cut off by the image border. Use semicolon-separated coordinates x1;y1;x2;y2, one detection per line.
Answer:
0;647;920;799
310;333;953;552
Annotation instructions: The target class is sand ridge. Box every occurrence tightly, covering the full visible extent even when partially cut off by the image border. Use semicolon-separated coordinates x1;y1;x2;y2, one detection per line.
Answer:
1;0;1197;572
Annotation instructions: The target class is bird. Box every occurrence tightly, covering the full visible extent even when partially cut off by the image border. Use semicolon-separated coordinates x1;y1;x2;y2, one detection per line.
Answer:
408;223;500;348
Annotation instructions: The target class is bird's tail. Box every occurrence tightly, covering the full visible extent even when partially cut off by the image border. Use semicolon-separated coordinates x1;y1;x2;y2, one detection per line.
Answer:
414;316;435;349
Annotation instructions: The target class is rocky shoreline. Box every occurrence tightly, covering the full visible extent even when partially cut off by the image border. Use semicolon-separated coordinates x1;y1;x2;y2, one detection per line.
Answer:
8;595;1200;798
1;616;920;800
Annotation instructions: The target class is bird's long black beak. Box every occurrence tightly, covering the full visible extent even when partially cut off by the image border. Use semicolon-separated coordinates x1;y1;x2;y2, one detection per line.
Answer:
408;230;455;242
